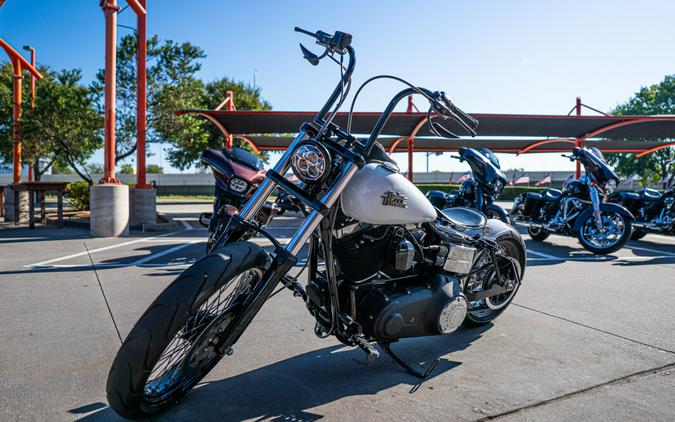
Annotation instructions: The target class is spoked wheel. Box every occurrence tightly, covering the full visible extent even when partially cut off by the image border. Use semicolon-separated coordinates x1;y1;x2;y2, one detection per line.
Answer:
106;242;270;419
465;236;525;325
578;211;632;254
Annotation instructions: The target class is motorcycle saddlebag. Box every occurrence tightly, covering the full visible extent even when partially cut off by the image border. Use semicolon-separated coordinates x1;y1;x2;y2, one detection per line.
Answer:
513;192;543;217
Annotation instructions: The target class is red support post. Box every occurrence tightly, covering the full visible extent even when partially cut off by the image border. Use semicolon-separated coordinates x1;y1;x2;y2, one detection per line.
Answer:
135;0;149;188
27;46;36;182
575;97;582;179
406;95;414;181
12;59;22;184
226;90;235;149
101;0;120;184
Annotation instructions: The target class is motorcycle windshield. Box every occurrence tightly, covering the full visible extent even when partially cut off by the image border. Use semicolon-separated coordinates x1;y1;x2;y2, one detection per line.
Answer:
579;147;618;185
460;147;507;187
223;147;264;171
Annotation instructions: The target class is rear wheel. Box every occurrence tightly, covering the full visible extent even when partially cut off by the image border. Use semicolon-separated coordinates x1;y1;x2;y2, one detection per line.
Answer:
578;211;631;254
527;225;550;241
106;241;270;419
630;228;648;241
465;236;525;325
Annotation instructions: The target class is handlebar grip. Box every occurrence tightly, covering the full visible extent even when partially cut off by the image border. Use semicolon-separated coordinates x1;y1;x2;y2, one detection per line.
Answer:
448;103;479;131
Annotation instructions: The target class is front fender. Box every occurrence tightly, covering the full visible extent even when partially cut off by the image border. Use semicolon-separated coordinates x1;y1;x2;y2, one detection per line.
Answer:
571;202;635;232
485;219;527;281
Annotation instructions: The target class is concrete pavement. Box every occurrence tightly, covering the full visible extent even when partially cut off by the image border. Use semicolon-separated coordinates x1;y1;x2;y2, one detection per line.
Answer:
0;205;674;421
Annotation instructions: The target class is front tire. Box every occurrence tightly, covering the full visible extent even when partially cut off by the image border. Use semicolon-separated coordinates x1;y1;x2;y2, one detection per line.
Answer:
577;211;632;254
106;241;270;419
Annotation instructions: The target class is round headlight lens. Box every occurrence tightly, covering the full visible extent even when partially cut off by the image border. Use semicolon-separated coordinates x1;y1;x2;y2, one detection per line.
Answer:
605;179;617;194
291;141;330;183
229;177;248;193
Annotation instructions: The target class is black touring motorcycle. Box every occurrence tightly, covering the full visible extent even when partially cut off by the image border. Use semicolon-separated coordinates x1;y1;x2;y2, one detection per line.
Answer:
107;28;526;419
610;183;675;240
511;147;633;254
426;147;509;222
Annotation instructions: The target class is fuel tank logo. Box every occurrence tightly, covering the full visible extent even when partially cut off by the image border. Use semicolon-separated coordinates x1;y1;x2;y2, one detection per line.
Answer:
382;191;408;208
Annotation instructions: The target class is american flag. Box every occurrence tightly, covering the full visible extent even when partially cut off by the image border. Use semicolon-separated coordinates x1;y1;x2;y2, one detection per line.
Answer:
535;173;552;186
514;174;530;185
454;172;471;183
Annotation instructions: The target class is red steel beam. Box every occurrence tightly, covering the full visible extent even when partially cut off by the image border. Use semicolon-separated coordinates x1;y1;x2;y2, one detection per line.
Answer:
517;138;577;155
635;142;675;158
575;97;582;178
0;38;43;184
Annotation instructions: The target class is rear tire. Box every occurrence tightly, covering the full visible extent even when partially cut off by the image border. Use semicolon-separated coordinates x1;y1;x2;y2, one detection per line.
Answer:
527;225;550;241
106;241;270;419
464;235;525;326
630;228;648;241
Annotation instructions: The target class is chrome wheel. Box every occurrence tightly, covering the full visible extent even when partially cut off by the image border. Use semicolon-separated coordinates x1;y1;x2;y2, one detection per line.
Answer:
579;212;626;249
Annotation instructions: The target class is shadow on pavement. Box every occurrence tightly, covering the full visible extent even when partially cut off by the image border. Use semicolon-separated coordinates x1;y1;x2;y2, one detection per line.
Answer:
75;324;491;421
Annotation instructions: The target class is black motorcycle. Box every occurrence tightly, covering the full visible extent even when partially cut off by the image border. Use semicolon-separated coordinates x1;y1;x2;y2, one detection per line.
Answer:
426;147;509;222
610;186;675;240
512;147;634;254
106;27;526;419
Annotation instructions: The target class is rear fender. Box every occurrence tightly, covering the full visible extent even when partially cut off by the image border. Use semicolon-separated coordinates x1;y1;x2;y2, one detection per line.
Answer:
571;202;635;232
484;203;508;223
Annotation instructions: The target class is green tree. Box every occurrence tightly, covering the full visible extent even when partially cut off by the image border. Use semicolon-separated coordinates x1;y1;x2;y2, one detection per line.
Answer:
85;163;103;174
146;164;163;174
120;163;135;174
605;75;675;185
92;34;206;165
0;62;103;182
154;77;271;170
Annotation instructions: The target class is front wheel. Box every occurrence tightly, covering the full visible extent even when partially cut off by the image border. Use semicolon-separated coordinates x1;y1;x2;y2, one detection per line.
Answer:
577;211;632;254
106;241;270;419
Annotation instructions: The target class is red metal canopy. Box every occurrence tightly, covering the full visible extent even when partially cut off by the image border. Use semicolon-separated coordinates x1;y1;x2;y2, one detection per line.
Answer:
177;110;675;141
178;108;675;181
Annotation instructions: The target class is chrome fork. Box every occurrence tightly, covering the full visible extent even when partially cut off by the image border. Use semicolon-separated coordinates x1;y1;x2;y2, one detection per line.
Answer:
589;184;603;230
238;130;359;256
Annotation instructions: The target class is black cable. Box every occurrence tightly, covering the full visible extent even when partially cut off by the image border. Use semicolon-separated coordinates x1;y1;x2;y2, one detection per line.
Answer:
347;75;438;132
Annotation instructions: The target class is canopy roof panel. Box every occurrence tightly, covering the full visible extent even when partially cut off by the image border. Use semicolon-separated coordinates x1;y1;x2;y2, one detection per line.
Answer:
176;110;675;154
177;110;675;139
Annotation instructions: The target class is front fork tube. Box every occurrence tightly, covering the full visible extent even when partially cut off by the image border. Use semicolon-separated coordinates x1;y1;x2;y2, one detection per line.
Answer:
589;186;603;230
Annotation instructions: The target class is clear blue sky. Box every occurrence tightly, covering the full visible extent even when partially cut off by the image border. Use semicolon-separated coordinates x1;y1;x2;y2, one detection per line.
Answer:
2;0;674;174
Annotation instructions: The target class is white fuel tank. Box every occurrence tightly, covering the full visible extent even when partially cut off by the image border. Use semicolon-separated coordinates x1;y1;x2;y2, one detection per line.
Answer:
341;163;437;225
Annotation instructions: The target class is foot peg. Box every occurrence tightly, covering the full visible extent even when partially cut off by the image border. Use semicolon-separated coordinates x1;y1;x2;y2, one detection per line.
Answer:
352;335;380;361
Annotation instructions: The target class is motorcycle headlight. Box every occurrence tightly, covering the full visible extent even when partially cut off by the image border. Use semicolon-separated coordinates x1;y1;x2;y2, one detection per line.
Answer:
493;180;504;194
604;179;617;194
229;177;248;193
290;141;331;183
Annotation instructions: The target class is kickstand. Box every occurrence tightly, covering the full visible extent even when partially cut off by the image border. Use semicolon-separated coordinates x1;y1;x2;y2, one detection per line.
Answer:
379;342;439;379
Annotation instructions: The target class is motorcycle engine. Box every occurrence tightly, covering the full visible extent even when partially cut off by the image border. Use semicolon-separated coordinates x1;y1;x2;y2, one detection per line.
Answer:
356;273;467;340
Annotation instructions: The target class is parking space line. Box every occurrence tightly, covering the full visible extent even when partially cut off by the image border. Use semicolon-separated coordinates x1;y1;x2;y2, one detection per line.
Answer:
24;231;180;268
627;244;675;257
127;241;199;266
526;248;562;260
